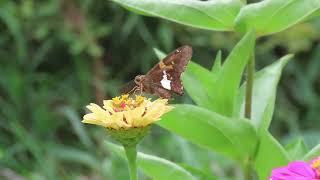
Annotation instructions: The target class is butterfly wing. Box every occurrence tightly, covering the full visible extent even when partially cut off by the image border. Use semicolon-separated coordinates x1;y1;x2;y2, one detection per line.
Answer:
146;45;192;95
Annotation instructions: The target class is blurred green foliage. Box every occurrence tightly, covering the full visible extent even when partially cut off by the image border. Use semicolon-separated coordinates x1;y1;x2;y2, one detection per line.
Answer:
0;0;320;179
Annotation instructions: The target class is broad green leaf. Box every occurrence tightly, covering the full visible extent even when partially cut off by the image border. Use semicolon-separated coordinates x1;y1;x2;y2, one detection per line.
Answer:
183;31;254;116
153;48;166;59
120;4;154;17
183;62;216;109
185;62;216;89
285;138;308;160
235;0;320;36
236;55;292;132
105;142;196;180
211;50;222;76
311;9;320;18
182;72;211;108
112;0;243;31
210;31;255;117
158;104;257;161
304;144;320;161
179;164;217;180
254;131;290;180
305;9;320;21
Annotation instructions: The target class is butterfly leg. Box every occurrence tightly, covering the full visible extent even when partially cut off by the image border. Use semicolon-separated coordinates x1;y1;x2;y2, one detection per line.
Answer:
132;83;144;95
139;83;143;95
127;86;138;95
133;83;143;95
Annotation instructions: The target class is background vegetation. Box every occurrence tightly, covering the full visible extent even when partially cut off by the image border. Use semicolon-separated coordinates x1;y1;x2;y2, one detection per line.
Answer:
1;0;320;179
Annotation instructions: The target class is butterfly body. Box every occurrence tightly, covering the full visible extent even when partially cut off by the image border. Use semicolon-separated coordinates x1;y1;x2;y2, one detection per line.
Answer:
122;46;192;99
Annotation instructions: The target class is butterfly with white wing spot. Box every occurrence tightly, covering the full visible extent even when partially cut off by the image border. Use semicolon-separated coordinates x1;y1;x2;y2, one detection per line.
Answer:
121;46;193;99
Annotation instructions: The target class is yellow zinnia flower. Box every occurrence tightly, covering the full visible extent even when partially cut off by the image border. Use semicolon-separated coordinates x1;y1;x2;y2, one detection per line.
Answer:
82;94;173;130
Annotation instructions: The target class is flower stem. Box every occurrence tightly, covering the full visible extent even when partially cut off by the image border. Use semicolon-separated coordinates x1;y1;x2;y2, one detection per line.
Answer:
245;55;255;119
243;157;253;180
124;145;138;180
244;55;255;180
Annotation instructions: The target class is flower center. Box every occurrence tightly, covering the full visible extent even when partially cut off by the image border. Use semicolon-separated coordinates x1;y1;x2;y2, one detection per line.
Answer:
311;159;320;177
111;94;147;112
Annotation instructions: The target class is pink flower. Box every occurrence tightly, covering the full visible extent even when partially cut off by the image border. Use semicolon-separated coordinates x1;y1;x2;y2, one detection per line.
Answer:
269;157;320;180
311;157;320;177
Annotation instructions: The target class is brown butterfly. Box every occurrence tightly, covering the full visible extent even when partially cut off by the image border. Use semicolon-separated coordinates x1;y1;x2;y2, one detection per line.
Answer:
121;45;193;99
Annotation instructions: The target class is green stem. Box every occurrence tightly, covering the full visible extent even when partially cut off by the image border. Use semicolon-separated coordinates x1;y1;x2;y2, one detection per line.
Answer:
243;157;253;180
125;145;138;180
244;55;255;180
245;56;255;119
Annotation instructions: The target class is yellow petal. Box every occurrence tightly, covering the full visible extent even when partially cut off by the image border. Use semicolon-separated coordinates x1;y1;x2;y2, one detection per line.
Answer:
86;103;110;120
138;100;173;126
106;122;120;130
110;112;131;129
123;107;145;127
83;96;172;130
82;113;108;127
103;100;115;114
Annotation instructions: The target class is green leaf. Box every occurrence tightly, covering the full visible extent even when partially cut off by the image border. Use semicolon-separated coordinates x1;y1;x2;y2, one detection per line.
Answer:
183;31;255;116
158;104;257;161
236;55;292;132
235;0;320;36
105;142;196;180
153;48;166;59
119;4;155;17
310;9;320;18
111;0;243;31
58;106;92;148
304;9;320;21
211;50;222;76
0;5;27;62
304;144;320;161
209;31;255;117
179;163;217;180
183;62;215;109
285;138;308;160
254;131;290;180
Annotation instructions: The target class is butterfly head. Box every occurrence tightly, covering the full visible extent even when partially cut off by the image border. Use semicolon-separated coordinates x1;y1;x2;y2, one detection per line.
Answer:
134;75;145;85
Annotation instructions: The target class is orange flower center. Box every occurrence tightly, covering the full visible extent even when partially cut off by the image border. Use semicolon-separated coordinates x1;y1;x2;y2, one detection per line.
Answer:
111;94;146;112
311;159;320;176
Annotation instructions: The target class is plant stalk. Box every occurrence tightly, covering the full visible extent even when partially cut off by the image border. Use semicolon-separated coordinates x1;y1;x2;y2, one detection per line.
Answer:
244;55;255;180
245;56;255;119
124;145;138;180
243;157;253;180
